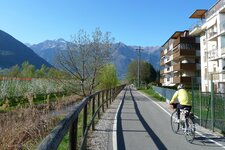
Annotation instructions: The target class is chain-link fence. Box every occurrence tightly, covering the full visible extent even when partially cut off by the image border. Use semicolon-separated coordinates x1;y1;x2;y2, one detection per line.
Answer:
152;86;176;103
153;73;225;133
192;73;225;133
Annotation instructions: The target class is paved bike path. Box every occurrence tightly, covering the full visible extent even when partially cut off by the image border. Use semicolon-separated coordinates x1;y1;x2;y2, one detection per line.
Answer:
114;87;225;150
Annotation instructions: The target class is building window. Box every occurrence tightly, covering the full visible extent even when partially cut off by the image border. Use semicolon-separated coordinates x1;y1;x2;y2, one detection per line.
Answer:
196;71;200;77
213;64;216;72
204;53;207;62
195;58;200;63
203;39;206;45
205;85;208;92
205;68;208;79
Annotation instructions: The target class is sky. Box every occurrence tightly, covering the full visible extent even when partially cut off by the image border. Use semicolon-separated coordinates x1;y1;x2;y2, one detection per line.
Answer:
0;0;217;47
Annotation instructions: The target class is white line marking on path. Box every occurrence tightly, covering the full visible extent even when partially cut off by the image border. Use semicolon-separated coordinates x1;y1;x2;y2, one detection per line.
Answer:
196;131;225;148
112;97;123;150
138;91;225;149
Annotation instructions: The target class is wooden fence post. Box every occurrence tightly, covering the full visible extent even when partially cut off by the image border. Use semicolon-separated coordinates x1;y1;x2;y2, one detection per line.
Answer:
112;88;115;101
98;92;100;119
102;91;104;112
92;96;95;130
110;88;112;104
106;90;108;108
83;103;87;135
69;117;78;150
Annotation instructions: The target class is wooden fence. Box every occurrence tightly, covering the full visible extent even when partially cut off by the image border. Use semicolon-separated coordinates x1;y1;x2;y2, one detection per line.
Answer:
37;85;126;150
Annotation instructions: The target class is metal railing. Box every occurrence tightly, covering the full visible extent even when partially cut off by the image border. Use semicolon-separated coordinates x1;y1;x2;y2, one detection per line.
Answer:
189;20;205;34
220;20;225;32
208;31;218;39
208;48;219;60
152;86;176;101
206;0;225;19
221;47;225;54
153;84;225;133
37;85;125;150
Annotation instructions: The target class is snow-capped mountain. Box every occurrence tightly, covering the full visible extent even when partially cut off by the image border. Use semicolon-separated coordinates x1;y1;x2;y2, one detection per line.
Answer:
29;40;161;79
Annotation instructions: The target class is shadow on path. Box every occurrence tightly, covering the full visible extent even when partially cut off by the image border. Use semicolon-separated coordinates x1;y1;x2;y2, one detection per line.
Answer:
129;88;167;150
117;88;127;150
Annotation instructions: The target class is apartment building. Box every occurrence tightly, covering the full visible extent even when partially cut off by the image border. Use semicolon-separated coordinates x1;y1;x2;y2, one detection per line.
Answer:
160;31;201;87
189;0;225;93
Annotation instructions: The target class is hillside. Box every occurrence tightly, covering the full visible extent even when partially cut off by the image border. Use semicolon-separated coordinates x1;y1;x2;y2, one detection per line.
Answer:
0;30;51;69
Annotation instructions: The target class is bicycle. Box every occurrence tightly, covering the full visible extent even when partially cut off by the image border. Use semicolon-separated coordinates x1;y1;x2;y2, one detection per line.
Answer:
170;103;195;143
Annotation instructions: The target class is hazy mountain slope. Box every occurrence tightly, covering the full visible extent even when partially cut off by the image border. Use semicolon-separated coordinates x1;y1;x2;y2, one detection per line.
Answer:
0;30;52;69
112;43;161;78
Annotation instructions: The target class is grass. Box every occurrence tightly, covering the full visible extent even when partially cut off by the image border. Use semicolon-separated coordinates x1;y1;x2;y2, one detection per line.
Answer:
139;88;166;102
57;96;104;149
0;92;69;111
57;112;85;150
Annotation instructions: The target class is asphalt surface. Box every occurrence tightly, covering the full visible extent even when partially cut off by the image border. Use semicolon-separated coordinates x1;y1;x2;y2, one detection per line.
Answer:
113;87;225;150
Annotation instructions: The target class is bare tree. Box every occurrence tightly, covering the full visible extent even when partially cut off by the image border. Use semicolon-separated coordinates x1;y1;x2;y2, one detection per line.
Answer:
56;28;114;96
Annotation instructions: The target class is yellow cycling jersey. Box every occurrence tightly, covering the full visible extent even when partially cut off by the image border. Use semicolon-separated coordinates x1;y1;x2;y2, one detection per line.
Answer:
170;89;192;106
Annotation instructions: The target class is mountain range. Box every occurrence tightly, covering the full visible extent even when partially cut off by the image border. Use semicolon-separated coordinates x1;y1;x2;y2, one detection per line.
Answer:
0;30;51;69
0;29;161;79
29;40;161;79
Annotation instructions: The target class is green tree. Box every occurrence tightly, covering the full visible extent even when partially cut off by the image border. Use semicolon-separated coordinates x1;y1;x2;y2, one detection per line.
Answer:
97;64;118;89
47;68;70;79
20;61;35;77
127;60;156;85
35;64;49;78
8;64;20;77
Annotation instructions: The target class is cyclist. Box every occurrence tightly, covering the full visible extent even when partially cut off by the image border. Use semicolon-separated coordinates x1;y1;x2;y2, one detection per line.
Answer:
170;84;192;122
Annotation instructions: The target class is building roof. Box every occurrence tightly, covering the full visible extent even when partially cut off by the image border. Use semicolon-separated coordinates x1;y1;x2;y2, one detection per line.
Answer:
189;9;207;19
161;30;189;47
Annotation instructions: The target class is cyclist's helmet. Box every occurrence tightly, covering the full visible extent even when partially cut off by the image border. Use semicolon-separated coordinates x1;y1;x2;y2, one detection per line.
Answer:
177;84;185;90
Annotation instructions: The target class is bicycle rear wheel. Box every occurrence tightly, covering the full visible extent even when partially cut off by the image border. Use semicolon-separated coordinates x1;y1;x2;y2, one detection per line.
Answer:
171;110;179;133
184;117;195;143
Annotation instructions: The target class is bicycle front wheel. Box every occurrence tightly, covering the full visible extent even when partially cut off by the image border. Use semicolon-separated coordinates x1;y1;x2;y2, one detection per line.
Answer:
184;117;195;143
171;110;179;133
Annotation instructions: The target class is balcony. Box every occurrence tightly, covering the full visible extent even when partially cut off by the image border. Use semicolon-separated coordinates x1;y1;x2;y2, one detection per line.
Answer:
211;73;225;81
173;63;196;71
208;49;220;60
222;74;225;81
160;50;164;57
189;20;205;36
196;50;200;56
173;76;192;84
173;49;196;60
221;47;225;55
212;74;220;80
220;20;225;34
208;31;218;40
162;43;169;51
160;60;165;66
160;69;164;74
165;56;172;64
206;0;225;19
196;63;201;70
173;37;195;48
164;67;173;74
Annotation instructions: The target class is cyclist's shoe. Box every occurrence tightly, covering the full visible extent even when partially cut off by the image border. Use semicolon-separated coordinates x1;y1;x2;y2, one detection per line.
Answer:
184;128;193;135
175;118;180;123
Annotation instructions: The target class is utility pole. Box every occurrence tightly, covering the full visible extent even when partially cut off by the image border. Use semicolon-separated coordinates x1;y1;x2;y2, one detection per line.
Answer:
136;46;143;88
